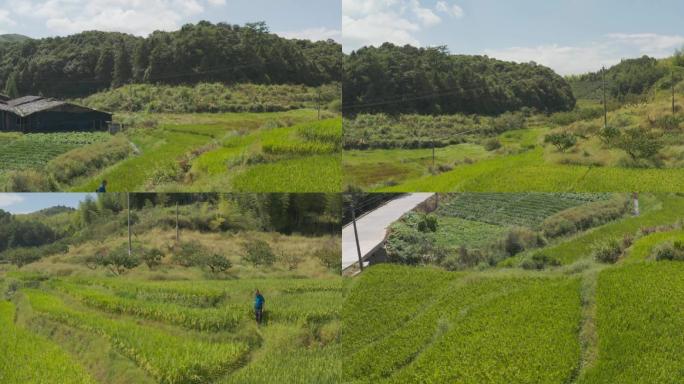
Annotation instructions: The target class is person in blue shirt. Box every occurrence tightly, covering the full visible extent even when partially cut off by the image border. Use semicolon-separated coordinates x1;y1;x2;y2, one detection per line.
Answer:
254;289;265;324
96;180;107;193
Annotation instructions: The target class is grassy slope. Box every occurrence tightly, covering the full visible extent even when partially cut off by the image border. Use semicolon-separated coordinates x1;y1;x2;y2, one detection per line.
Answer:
72;110;322;192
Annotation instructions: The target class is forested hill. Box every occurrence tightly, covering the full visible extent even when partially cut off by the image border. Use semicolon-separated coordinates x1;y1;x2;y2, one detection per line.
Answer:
343;43;576;116
0;21;341;98
0;34;31;44
568;55;682;101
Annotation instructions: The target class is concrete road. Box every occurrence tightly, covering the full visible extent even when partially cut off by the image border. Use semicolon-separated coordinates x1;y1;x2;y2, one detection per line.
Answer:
342;193;435;270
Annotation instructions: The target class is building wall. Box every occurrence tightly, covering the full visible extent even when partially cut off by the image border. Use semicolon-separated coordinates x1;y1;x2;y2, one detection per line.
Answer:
25;111;111;132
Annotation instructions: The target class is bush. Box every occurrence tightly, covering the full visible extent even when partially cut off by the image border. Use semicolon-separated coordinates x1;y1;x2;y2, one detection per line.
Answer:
502;227;540;256
592;239;622;264
4;170;54;192
314;245;341;274
242;239;276;267
172;240;210;267
87;243;140;275
652;241;684;261
206;254;232;273
47;136;131;184
541;196;629;238
142;248;164;269
484;138;502;151
520;252;561;270
614;127;663;161
544;132;577;152
280;251;304;271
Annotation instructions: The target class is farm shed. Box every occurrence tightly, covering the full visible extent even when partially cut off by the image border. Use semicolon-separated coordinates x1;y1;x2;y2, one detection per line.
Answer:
0;96;111;133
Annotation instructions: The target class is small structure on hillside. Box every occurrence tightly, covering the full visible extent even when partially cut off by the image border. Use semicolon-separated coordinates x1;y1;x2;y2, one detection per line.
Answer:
0;95;112;133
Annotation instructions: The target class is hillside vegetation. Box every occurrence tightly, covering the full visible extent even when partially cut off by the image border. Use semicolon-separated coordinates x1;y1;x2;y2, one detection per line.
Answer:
0;21;340;98
343;43;575;116
0;193;341;383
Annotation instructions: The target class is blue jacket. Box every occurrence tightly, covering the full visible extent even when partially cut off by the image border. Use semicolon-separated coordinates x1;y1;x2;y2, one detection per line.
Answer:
254;294;265;310
96;184;106;193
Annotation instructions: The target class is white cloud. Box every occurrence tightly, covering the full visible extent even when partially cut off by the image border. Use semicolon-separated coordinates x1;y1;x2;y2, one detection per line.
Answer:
4;0;216;36
485;33;684;75
436;1;463;18
0;194;24;208
0;9;16;33
343;0;459;51
277;27;341;42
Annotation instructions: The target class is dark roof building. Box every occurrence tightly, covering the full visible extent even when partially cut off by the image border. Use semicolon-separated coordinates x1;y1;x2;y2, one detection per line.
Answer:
0;96;112;133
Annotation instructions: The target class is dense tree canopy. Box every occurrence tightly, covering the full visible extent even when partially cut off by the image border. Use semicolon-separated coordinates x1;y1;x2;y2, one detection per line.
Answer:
343;43;576;116
0;21;341;98
569;56;668;100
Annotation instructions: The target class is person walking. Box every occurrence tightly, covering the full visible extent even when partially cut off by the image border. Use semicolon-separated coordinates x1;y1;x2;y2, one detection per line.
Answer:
96;180;108;193
254;289;265;324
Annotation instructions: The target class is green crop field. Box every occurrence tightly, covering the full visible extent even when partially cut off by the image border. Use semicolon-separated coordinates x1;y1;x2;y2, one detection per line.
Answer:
1;275;341;384
346;193;684;382
0;132;110;172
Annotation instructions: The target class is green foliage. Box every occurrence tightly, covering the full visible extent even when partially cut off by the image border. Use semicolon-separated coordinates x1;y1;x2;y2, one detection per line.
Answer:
343;112;526;150
87;243;140;275
484;138;502;151
141;248;164;269
242;239;276;267
172;240;210;267
0;22;340;97
592;238;623;264
652;240;684;261
545;132;577;152
0;301;95;383
613;126;663;162
79;83;340;113
597;125;621;145
314;239;341;274
520;252;561;270
541;195;629;238
47;136;131;184
386;212;449;265
344;43;575;116
206;254;232;274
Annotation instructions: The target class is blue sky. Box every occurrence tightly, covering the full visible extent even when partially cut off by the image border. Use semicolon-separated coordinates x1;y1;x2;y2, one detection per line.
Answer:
343;0;684;74
0;193;93;214
0;0;340;41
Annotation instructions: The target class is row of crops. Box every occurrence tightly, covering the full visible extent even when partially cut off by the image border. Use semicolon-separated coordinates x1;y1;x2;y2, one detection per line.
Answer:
437;193;612;228
0;132;110;171
1;275;342;383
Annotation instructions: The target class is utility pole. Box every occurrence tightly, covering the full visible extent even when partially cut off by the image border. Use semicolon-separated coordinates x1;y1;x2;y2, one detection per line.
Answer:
350;200;364;272
127;192;132;256
175;202;180;243
317;88;321;120
602;66;608;129
673;67;676;116
432;138;436;171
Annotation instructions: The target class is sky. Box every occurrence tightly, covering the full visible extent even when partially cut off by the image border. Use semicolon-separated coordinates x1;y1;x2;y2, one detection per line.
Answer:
0;0;341;42
0;193;93;214
342;0;684;75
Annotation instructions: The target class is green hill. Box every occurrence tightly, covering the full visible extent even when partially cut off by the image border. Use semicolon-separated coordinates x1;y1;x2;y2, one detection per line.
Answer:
0;34;31;44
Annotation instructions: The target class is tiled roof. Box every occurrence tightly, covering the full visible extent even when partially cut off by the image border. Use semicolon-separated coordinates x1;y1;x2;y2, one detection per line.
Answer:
1;96;111;117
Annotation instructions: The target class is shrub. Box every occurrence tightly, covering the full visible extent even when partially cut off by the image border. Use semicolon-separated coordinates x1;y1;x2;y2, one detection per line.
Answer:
242;239;276;267
597;125;621;145
541;196;629;238
47;136;130;184
544;132;577;152
484;138;502;151
502;227;540;256
4;170;54;192
314;245;341;274
652;241;684;261
416;214;438;233
142;248;164;269
87;243;141;275
206;254;232;273
614;127;663;161
521;252;561;270
592;239;622;264
172;240;210;267
280;251;304;271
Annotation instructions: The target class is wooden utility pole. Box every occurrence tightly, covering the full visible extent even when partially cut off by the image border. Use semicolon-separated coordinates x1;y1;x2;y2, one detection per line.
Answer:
175;202;180;243
432;139;436;171
317;88;321;120
602;66;608;129
350;200;364;272
127;192;132;256
673;67;676;116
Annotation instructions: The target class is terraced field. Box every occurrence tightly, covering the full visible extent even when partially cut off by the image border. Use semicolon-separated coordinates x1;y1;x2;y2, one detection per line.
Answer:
72;111;341;192
1;275;341;384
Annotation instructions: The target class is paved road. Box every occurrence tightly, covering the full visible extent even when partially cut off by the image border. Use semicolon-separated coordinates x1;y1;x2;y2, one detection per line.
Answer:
342;193;435;270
